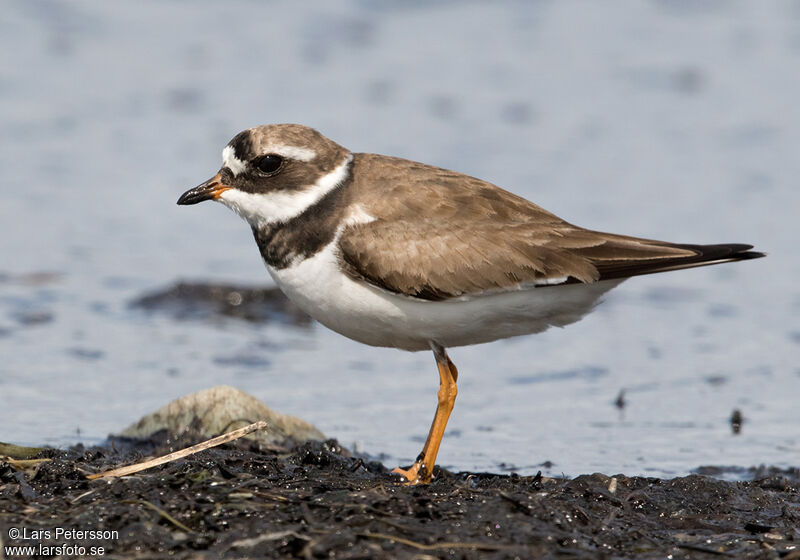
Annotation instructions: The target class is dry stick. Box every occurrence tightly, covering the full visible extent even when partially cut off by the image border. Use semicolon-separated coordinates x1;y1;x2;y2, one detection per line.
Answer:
126;499;195;534
86;421;269;480
360;532;517;552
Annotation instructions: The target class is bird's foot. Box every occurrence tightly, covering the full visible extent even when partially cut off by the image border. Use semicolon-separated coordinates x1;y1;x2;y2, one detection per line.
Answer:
392;461;432;485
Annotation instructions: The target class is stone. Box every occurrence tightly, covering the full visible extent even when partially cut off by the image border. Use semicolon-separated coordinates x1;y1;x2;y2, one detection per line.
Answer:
120;385;324;445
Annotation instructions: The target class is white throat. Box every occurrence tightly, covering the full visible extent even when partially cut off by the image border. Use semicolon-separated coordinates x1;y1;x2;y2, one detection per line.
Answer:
217;153;353;227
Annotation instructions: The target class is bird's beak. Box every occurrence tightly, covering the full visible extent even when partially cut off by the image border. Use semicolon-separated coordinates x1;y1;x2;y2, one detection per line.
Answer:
177;172;231;205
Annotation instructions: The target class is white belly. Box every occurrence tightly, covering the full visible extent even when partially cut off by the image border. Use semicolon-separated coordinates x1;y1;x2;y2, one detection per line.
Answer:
267;242;624;351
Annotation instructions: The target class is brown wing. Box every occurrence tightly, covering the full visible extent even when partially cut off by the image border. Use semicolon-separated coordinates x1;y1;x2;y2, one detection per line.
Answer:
337;154;763;300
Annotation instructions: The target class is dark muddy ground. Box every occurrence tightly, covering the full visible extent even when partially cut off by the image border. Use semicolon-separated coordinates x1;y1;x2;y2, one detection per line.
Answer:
1;434;798;559
130;281;312;327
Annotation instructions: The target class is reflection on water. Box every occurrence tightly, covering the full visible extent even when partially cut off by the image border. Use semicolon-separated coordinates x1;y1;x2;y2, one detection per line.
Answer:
0;1;797;478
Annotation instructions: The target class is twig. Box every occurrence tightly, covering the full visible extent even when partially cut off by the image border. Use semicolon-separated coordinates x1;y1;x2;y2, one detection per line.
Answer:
124;499;195;533
676;543;731;556
71;489;98;504
86;421;269;480
360;531;517;552
231;530;309;549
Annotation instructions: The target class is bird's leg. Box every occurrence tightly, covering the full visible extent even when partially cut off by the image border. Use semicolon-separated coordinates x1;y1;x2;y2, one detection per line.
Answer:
393;343;459;484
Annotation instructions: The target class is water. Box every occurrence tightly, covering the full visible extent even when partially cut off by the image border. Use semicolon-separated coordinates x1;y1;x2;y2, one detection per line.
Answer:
1;1;798;478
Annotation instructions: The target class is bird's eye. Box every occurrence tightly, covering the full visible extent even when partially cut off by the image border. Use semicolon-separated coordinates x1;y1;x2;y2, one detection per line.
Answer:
255;154;283;175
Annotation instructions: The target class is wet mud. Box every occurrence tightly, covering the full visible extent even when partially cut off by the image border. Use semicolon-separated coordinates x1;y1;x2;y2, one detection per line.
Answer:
2;435;798;559
131;281;311;326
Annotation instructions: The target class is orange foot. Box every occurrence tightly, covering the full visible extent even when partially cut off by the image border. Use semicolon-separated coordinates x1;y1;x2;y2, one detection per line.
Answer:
392;462;432;485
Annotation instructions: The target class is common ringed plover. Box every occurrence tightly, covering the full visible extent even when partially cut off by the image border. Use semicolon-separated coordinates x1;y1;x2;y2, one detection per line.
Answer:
178;124;764;484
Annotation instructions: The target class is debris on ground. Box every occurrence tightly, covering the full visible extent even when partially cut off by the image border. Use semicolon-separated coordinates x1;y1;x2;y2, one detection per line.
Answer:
1;434;798;559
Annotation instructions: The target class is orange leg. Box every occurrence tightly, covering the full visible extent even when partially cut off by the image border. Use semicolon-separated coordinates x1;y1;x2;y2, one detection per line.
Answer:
393;344;459;484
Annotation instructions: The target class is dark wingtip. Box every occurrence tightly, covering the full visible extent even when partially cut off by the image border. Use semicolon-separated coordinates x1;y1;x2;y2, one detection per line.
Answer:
679;243;765;262
737;250;766;260
592;242;765;282
703;244;766;261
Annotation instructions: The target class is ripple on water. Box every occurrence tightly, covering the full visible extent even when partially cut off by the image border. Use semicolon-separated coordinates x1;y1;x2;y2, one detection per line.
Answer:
213;354;272;369
66;347;106;361
13;311;54;326
507;366;609;386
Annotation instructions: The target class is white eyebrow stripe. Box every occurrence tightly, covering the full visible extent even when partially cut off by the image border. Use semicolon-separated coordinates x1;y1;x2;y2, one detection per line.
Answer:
221;144;317;177
268;144;317;162
222;145;247;176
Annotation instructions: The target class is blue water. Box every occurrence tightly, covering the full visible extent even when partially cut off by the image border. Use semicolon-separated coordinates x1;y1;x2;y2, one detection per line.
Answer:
1;1;797;478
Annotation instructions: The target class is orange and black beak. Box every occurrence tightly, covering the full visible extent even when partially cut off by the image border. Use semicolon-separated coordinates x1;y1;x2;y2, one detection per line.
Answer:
177;172;231;205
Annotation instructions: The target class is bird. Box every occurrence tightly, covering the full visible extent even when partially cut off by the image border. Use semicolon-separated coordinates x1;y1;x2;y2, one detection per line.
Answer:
177;124;764;484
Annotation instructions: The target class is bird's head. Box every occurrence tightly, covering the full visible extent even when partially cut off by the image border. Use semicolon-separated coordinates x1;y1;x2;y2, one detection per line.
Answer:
177;124;352;227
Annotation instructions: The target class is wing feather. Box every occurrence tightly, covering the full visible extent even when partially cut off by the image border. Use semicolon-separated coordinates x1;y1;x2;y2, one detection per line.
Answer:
336;154;763;300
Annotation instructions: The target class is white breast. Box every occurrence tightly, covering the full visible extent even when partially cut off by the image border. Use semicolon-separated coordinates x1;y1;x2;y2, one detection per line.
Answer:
266;240;624;352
